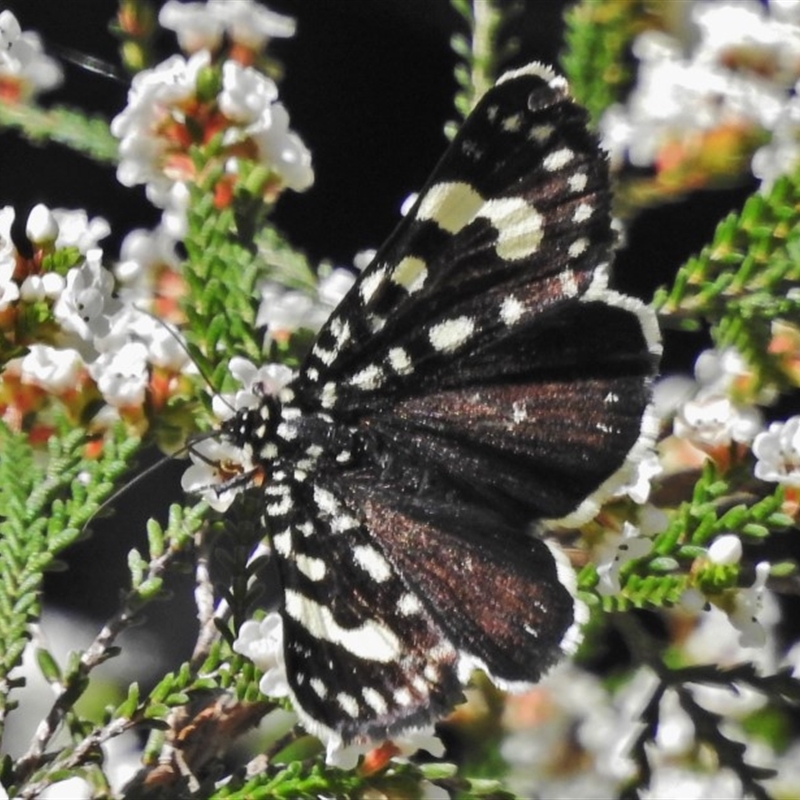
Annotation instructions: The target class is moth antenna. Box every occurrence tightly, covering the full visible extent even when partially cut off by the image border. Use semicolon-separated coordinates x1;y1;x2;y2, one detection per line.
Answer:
47;42;128;84
82;443;191;536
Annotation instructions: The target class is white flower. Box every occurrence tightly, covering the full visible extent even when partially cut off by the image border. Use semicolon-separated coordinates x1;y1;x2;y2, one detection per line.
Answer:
181;437;254;511
255;269;355;338
51;209;111;253
219;60;278;122
233;614;290;697
327;726;445;770
0;205;15;260
20;345;84;393
0;257;19;311
211;357;294;420
317;268;356;308
208;0;295;50
673;393;763;447
0;11;62;98
598;0;799;181
160;0;295;54
40;777;92;800
654;689;695;757
641;765;742;800
111;51;211;196
159;1;225;53
88;342;150;407
693;347;749;394
730;561;772;648
115;225;180;301
613;448;662;504
53;253;122;341
752;417;800;485
25;203;58;244
595;522;653;596
19;272;64;302
707;534;743;565
158;182;191;239
255;283;324;334
247;108;314;192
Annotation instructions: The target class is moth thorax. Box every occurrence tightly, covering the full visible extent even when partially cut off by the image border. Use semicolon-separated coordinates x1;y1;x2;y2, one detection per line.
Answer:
227;396;279;451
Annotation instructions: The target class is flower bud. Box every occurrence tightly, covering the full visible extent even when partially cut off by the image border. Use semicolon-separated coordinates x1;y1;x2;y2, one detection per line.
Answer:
26;204;59;245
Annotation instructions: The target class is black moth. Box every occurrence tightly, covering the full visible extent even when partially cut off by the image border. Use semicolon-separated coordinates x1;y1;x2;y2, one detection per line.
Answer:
213;63;661;751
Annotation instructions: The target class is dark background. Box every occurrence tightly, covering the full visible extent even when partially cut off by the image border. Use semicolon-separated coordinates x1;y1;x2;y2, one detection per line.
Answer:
0;1;756;665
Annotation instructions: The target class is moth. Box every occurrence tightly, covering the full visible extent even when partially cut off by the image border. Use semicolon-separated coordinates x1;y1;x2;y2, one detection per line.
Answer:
207;62;660;749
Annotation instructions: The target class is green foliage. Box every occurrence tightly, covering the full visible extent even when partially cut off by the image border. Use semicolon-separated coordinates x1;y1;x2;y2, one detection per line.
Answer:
0;421;139;688
580;462;794;612
0;103;118;162
561;0;648;126
447;0;522;136
655;171;800;392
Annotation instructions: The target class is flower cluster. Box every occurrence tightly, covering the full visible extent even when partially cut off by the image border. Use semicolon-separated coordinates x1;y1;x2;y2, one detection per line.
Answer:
111;1;312;226
0;204;192;443
159;0;296;55
0;10;62;103
600;0;800;194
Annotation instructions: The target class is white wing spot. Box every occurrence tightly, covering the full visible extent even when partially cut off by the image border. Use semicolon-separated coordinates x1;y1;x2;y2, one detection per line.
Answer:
321;381;338;409
266;494;293;516
512;400;528;423
310;678;327;699
295;553;327;582
502;112;523;132
479;197;544;260
331;514;359;533
393;687;413;707
278;387;295;403
412;676;429;695
276;422;297;441
568;237;589;258
388;347;413;375
543;147;575;171
311;343;337;366
573;202;593;223
272;528;292;556
428;316;475;353
284;590;401;662
560;270;580;298
337;692;360;717
568;172;588;192
397;592;423;616
604;391;620;403
260;442;278;459
367;314;386;333
500;295;525;326
416;181;485;234
360;266;387;304
529;123;554;143
362;687;388;715
330;317;351;347
353;545;393;583
391;256;428;294
349;364;385;390
313;485;340;517
306;367;319;382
